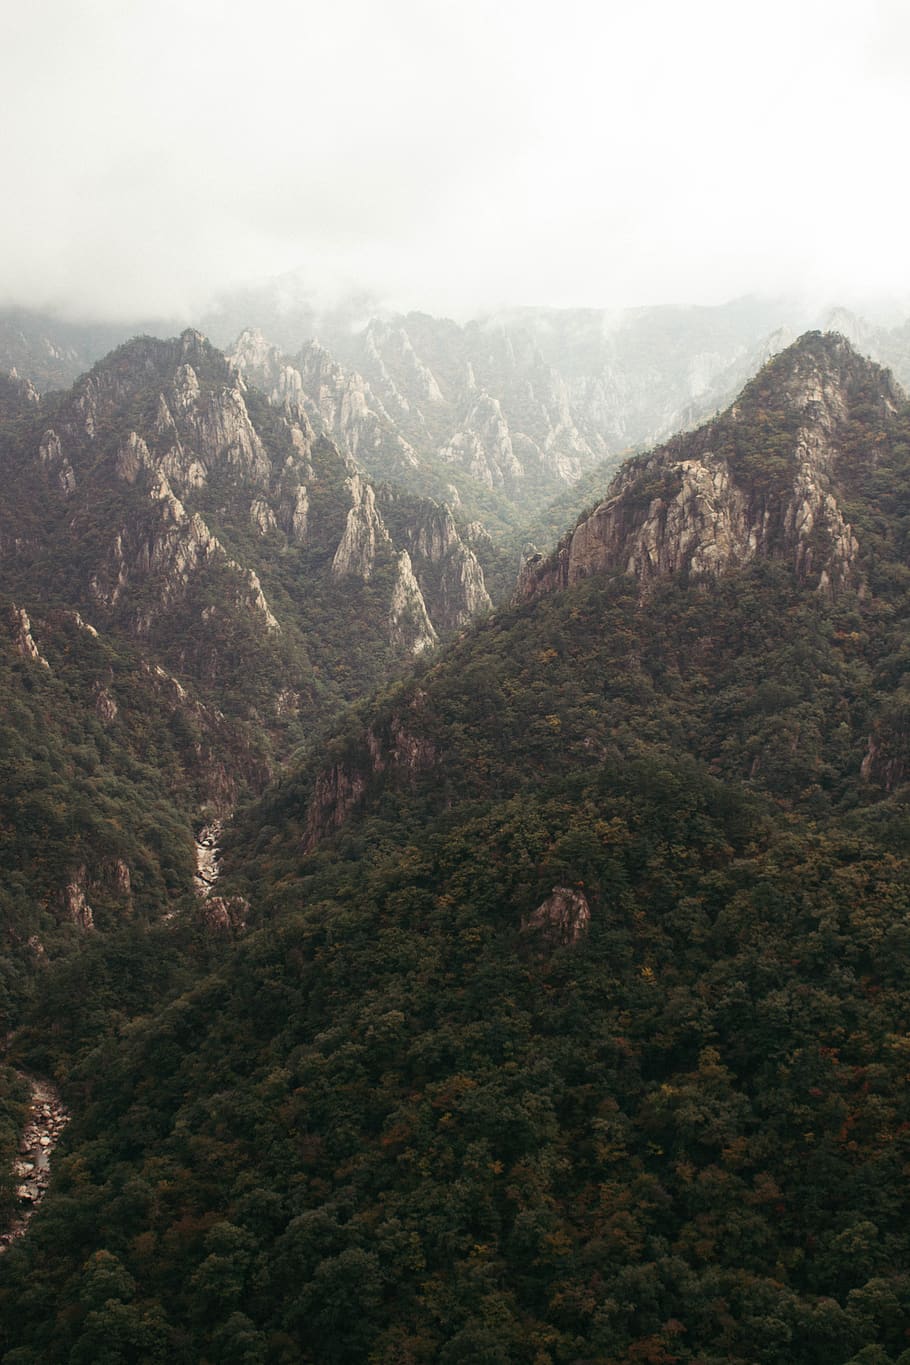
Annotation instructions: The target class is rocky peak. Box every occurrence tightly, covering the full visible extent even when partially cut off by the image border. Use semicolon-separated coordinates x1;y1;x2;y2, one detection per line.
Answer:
4;370;40;405
439;393;524;490
179;328;208;361
332;474;393;581
405;501;461;561
373;490;492;631
227;327;280;378
519;333;903;603
189;383;271;485
388;551;438;654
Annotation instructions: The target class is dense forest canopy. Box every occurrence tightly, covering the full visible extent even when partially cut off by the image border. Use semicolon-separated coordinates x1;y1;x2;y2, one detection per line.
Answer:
2;334;910;1361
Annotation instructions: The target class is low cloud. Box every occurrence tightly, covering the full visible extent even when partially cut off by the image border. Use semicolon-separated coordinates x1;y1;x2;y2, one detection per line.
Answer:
3;0;909;322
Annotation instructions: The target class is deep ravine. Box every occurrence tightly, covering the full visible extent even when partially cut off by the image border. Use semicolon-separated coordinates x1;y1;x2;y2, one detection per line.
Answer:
0;1074;69;1253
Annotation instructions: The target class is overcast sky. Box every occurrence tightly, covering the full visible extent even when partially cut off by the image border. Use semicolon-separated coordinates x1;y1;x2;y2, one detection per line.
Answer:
3;0;910;321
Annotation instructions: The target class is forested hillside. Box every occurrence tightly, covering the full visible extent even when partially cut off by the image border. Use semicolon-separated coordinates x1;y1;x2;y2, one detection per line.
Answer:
0;330;495;1023
2;334;910;1362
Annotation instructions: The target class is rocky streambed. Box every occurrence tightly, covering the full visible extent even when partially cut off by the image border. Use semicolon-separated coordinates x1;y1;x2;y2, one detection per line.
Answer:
0;1074;69;1253
194;820;222;896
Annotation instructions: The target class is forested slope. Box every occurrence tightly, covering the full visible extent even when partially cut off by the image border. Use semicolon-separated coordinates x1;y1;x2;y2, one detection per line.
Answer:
4;335;910;1362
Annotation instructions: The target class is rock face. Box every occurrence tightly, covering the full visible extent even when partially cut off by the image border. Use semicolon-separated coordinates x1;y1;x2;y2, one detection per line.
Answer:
302;699;437;853
231;332;492;635
38;429;76;497
194;822;222;896
201;895;249;936
518;333;901;602
229;329;418;484
346;315;604;505
378;492;492;631
63;869;95;930
34;332;308;642
523;886;591;945
388;551;438;655
12;327;491;675
439;394;525;490
332;476;393;581
230;317;604;524
9;606;49;668
0;326;499;965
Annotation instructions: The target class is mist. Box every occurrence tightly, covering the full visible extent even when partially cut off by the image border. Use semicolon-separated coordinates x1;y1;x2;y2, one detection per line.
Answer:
4;0;910;323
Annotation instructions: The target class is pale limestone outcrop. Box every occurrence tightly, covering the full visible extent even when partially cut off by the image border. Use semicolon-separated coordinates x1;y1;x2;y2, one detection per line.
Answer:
154;392;178;439
386;498;491;629
226;328;277;380
228;331;327;451
70;612;98;637
190;384;271;485
38;428;76;497
439;394;523;490
275;687;300;717
302;696;437;853
93;683;118;725
110;859;132;897
201;895;249;935
406;502;461;561
283;484;309;544
63;869;94;931
9;606;49;668
232;565;280;633
250;498;277;535
103;432;281;633
172;361;201;413
354;316;603;489
114;430;146;483
294;339;418;470
332;475;392;581
393;327;445;404
568;453;756;585
194;822;221;897
388;551;438;655
369;490;492;633
303;766;369;853
434;542;491;628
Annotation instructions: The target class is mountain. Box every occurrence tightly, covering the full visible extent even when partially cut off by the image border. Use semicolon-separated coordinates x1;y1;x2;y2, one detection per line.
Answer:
823;306;910;391
222;306;833;595
0;329;493;1013
0;308;181;392
5;333;910;1362
518;331;901;600
9;294;910;581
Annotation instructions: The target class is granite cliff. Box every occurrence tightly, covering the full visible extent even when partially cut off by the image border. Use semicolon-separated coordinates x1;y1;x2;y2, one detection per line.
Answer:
518;333;901;602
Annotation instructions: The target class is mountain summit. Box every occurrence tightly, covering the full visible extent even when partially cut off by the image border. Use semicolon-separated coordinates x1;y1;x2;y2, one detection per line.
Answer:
519;332;902;601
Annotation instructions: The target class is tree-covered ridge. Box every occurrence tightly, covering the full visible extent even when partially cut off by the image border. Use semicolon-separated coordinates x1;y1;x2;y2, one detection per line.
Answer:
5;333;910;1360
0;328;487;756
519;332;903;605
5;569;910;1356
0;327;497;985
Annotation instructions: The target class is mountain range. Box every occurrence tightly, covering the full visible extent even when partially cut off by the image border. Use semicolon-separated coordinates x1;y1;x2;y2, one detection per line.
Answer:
9;295;910;541
1;325;910;1362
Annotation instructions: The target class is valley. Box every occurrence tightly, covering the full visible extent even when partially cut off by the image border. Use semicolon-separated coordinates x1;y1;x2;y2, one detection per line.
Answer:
1;321;910;1361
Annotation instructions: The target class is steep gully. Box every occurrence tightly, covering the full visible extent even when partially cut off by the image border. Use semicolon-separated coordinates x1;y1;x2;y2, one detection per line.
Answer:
0;823;223;1247
0;1075;69;1254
